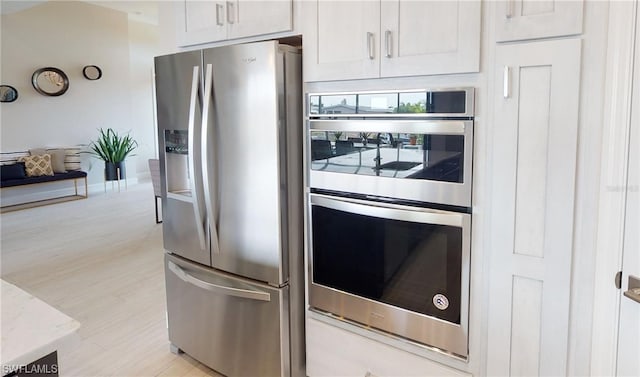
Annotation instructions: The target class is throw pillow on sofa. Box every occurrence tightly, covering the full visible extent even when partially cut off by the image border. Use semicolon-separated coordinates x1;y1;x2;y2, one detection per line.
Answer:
0;162;26;181
47;149;67;173
18;154;54;177
30;148;67;173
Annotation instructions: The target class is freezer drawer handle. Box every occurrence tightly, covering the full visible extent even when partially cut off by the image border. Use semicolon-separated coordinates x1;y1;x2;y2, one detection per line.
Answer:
168;261;271;302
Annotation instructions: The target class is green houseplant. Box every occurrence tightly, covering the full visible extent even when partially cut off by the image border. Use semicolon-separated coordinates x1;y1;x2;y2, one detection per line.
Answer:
88;128;138;181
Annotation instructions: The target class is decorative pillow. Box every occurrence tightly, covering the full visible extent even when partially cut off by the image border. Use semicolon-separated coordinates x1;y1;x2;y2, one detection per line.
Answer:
0;162;26;181
64;148;82;171
47;149;67;173
18;154;54;177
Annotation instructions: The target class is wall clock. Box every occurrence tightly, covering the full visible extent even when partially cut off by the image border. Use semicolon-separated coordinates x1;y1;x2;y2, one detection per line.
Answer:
82;65;102;80
31;67;69;96
0;85;18;102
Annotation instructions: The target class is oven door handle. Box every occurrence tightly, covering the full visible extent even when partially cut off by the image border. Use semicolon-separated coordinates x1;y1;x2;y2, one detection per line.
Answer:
310;193;468;228
309;119;467;135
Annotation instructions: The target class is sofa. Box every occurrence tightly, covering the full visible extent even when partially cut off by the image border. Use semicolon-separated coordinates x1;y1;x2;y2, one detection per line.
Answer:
0;148;88;212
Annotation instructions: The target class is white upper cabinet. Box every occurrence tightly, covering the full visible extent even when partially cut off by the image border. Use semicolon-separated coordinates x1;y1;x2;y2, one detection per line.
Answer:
304;1;381;81
179;1;228;46
177;0;293;47
226;1;293;40
303;0;481;82
379;1;480;78
495;0;584;42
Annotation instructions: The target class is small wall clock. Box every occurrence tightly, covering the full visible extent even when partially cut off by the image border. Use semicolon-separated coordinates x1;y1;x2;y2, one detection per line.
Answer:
0;85;18;102
82;65;102;81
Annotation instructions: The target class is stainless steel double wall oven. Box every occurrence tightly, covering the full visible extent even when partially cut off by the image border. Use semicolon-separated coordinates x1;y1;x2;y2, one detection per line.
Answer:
306;88;474;359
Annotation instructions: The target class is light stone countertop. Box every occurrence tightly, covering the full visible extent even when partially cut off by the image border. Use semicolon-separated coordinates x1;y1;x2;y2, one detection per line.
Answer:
1;280;80;370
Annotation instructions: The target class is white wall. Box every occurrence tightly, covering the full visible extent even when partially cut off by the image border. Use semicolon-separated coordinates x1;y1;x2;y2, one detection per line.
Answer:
0;1;162;187
128;19;162;180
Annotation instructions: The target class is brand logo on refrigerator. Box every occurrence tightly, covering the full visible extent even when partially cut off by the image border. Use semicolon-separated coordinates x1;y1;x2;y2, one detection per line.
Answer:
432;294;449;310
242;57;257;64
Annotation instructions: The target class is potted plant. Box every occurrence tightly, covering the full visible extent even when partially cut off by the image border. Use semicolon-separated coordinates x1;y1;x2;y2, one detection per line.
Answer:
88;128;138;181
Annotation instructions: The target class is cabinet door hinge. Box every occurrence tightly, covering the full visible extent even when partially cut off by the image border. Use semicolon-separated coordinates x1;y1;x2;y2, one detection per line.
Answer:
615;271;623;289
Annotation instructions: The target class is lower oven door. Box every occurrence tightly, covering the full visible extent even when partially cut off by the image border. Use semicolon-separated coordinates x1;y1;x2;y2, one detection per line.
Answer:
308;193;471;358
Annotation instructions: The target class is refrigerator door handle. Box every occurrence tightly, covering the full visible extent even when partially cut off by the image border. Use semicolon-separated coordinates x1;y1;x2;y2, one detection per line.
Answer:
201;63;221;255
168;261;271;302
187;66;207;250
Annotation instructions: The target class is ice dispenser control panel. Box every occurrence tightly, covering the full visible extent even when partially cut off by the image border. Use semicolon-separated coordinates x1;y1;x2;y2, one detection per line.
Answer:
164;130;191;197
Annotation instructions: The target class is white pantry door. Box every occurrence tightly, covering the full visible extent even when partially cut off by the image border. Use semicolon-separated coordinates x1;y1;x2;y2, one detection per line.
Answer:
616;3;640;374
486;38;582;376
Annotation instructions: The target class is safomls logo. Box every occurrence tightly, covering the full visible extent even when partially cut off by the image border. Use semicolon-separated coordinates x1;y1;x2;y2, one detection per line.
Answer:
2;363;59;375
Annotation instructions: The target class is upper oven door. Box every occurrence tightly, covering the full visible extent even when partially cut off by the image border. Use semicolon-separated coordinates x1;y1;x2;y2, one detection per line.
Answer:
308;119;473;207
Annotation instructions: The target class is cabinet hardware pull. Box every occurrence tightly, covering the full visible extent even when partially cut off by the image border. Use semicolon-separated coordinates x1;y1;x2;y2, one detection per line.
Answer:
506;0;514;19
385;30;392;58
624;275;640;304
625;287;640;304
503;66;510;98
367;32;375;60
216;3;224;26
227;1;235;24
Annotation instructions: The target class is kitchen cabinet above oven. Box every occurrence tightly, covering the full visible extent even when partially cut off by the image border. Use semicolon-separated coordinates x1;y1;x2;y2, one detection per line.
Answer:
302;0;481;82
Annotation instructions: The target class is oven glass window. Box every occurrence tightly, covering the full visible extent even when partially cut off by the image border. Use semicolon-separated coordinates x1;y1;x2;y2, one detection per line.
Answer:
309;94;357;115
310;131;465;183
311;205;462;324
310;90;468;115
427;91;466;114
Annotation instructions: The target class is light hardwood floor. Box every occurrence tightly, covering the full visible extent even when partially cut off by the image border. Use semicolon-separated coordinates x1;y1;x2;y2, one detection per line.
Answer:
1;182;221;377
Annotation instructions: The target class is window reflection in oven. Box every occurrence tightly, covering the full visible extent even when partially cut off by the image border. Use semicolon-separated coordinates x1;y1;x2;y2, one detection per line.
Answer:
310;131;465;184
311;204;463;324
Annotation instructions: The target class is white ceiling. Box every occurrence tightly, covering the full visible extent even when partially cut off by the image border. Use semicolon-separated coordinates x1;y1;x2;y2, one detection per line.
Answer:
0;0;159;25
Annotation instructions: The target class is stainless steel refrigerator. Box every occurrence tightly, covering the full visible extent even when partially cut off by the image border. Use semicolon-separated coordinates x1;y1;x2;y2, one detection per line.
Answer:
154;41;303;377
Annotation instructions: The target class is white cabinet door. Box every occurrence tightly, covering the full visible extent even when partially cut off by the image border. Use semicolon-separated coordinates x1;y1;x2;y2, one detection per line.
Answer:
178;0;228;46
495;0;583;42
380;0;480;77
303;1;380;81
486;38;581;376
178;0;292;47
303;0;481;82
617;5;640;374
227;0;292;40
306;316;471;377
